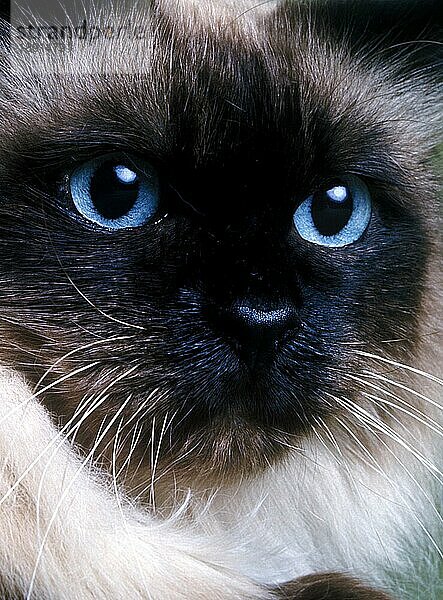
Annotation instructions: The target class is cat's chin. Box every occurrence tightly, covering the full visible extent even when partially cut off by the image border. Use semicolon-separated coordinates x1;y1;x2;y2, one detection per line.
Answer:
139;373;321;489
122;414;294;496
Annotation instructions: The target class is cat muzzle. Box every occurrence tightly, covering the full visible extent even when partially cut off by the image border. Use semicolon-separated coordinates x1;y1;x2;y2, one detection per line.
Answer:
214;299;299;370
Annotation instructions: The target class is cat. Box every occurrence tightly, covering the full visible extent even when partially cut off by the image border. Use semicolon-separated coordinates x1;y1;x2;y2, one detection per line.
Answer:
0;0;441;598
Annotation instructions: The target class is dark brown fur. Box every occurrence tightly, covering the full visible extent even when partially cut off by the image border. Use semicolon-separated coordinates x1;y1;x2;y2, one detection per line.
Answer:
276;572;392;599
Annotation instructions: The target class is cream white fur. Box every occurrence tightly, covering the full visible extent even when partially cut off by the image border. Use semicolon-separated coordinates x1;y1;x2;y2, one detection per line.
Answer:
0;368;272;599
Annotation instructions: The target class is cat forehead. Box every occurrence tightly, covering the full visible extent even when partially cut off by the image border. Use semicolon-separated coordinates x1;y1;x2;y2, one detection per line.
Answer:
0;8;422;120
0;1;439;181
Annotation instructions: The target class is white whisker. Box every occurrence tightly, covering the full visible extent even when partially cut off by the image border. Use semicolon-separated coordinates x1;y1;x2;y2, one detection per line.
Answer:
1;364;139;506
33;335;134;391
26;392;135;599
345;373;443;436
352;350;443;386
332;394;443;484
358;370;443;411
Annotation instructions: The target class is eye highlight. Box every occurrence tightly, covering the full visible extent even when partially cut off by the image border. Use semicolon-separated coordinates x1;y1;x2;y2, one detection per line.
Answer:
293;175;372;247
70;153;159;229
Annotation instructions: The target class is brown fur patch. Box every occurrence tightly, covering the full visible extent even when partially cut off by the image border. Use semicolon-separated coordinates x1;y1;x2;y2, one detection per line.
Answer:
276;572;392;599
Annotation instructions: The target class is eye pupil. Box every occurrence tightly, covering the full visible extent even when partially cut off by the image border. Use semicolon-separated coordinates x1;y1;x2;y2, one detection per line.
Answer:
90;160;140;220
311;183;353;237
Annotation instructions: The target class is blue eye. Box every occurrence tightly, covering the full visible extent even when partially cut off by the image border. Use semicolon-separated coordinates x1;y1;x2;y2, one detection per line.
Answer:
70;154;159;229
293;175;371;247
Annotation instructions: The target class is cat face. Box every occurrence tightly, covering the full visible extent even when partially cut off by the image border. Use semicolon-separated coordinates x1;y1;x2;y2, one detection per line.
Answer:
0;1;440;489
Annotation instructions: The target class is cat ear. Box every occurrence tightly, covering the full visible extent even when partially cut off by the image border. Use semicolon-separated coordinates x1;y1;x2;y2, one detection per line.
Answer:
318;0;442;74
328;0;442;39
278;0;441;76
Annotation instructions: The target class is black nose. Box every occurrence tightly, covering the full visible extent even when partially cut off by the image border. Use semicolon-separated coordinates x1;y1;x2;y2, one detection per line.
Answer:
215;299;299;370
